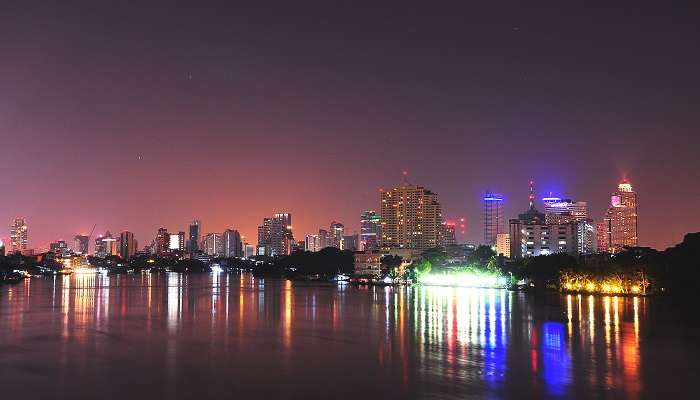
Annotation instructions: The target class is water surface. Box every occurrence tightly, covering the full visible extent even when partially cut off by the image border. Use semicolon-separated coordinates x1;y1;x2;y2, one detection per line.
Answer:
0;273;696;399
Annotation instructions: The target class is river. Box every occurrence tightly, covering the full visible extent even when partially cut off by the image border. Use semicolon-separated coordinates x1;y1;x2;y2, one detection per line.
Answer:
0;272;696;399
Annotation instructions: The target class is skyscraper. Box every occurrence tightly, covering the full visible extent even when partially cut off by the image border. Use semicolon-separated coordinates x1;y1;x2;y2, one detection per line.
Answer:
600;180;638;253
73;235;89;255
305;234;320;252
360;210;381;250
155;227;169;254
483;193;504;246
188;220;201;253
258;214;294;256
257;218;272;256
440;221;457;246
204;233;224;257
543;197;589;224
119;231;136;260
330;221;345;248
380;183;442;251
10;217;28;253
223;229;243;258
169;232;186;252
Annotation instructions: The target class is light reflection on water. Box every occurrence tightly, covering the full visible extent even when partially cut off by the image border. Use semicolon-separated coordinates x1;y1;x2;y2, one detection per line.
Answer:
0;273;693;399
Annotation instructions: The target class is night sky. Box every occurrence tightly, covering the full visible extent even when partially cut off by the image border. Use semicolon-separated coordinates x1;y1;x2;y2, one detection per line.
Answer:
1;1;698;251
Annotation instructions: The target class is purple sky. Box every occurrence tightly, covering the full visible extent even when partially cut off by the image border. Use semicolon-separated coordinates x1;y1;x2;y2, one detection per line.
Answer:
1;2;699;251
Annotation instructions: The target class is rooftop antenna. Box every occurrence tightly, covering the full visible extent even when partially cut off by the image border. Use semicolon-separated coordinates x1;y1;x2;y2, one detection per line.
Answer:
529;179;535;209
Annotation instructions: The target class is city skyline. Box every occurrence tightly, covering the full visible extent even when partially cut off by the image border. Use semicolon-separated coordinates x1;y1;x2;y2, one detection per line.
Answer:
1;3;699;251
1;176;648;254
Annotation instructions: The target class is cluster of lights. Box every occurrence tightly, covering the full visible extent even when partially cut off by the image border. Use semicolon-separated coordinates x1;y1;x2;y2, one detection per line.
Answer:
419;272;507;288
560;273;648;294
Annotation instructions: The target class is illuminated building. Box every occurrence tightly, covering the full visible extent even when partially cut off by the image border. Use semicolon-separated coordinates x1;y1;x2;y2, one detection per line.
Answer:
576;220;597;255
483;193;504;246
223;229;243;257
119;231;136;260
599;180;638;253
95;231;118;257
258;213;294;256
330;221;345;248
380;183;442;251
0;240;4;256
155;227;169;254
353;251;382;278
496;233;510;258
543;198;588;224
204;233;224;257
73;235;89;255
542;196;595;254
10;217;28;253
509;181;577;258
317;229;332;249
188;220;201;253
168;231;186;252
596;221;610;253
360;210;381;250
440;221;457;246
305;234;320;252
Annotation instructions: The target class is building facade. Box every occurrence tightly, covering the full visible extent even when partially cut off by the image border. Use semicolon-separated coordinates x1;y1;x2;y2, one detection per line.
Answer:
483;193;504;246
496;233;511;258
360;210;381;250
119;231;136;260
599;180;638;253
223;229;243;258
73;235;89;255
353;251;382;279
380;183;442;251
188;220;201;253
10;217;28;253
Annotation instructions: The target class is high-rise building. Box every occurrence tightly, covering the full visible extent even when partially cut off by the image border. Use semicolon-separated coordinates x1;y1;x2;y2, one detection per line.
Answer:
223;229;243;258
596;221;610;253
95;231;118;258
509;181;577;258
258;214;294;256
330;221;345;248
155;227;169;254
576;220;597;255
483;193;504;246
204;233;224;257
599;180;638;253
543;197;589;224
380;183;442;251
169;232;186;252
542;196;594;254
360;210;381;250
440;221;457;246
188;220;201;253
73;235;89;255
318;229;332;249
305;234;320;252
496;233;511;258
10;217;28;253
119;231;136;260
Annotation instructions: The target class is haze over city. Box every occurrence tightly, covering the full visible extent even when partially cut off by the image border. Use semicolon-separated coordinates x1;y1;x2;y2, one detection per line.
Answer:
1;2;698;250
